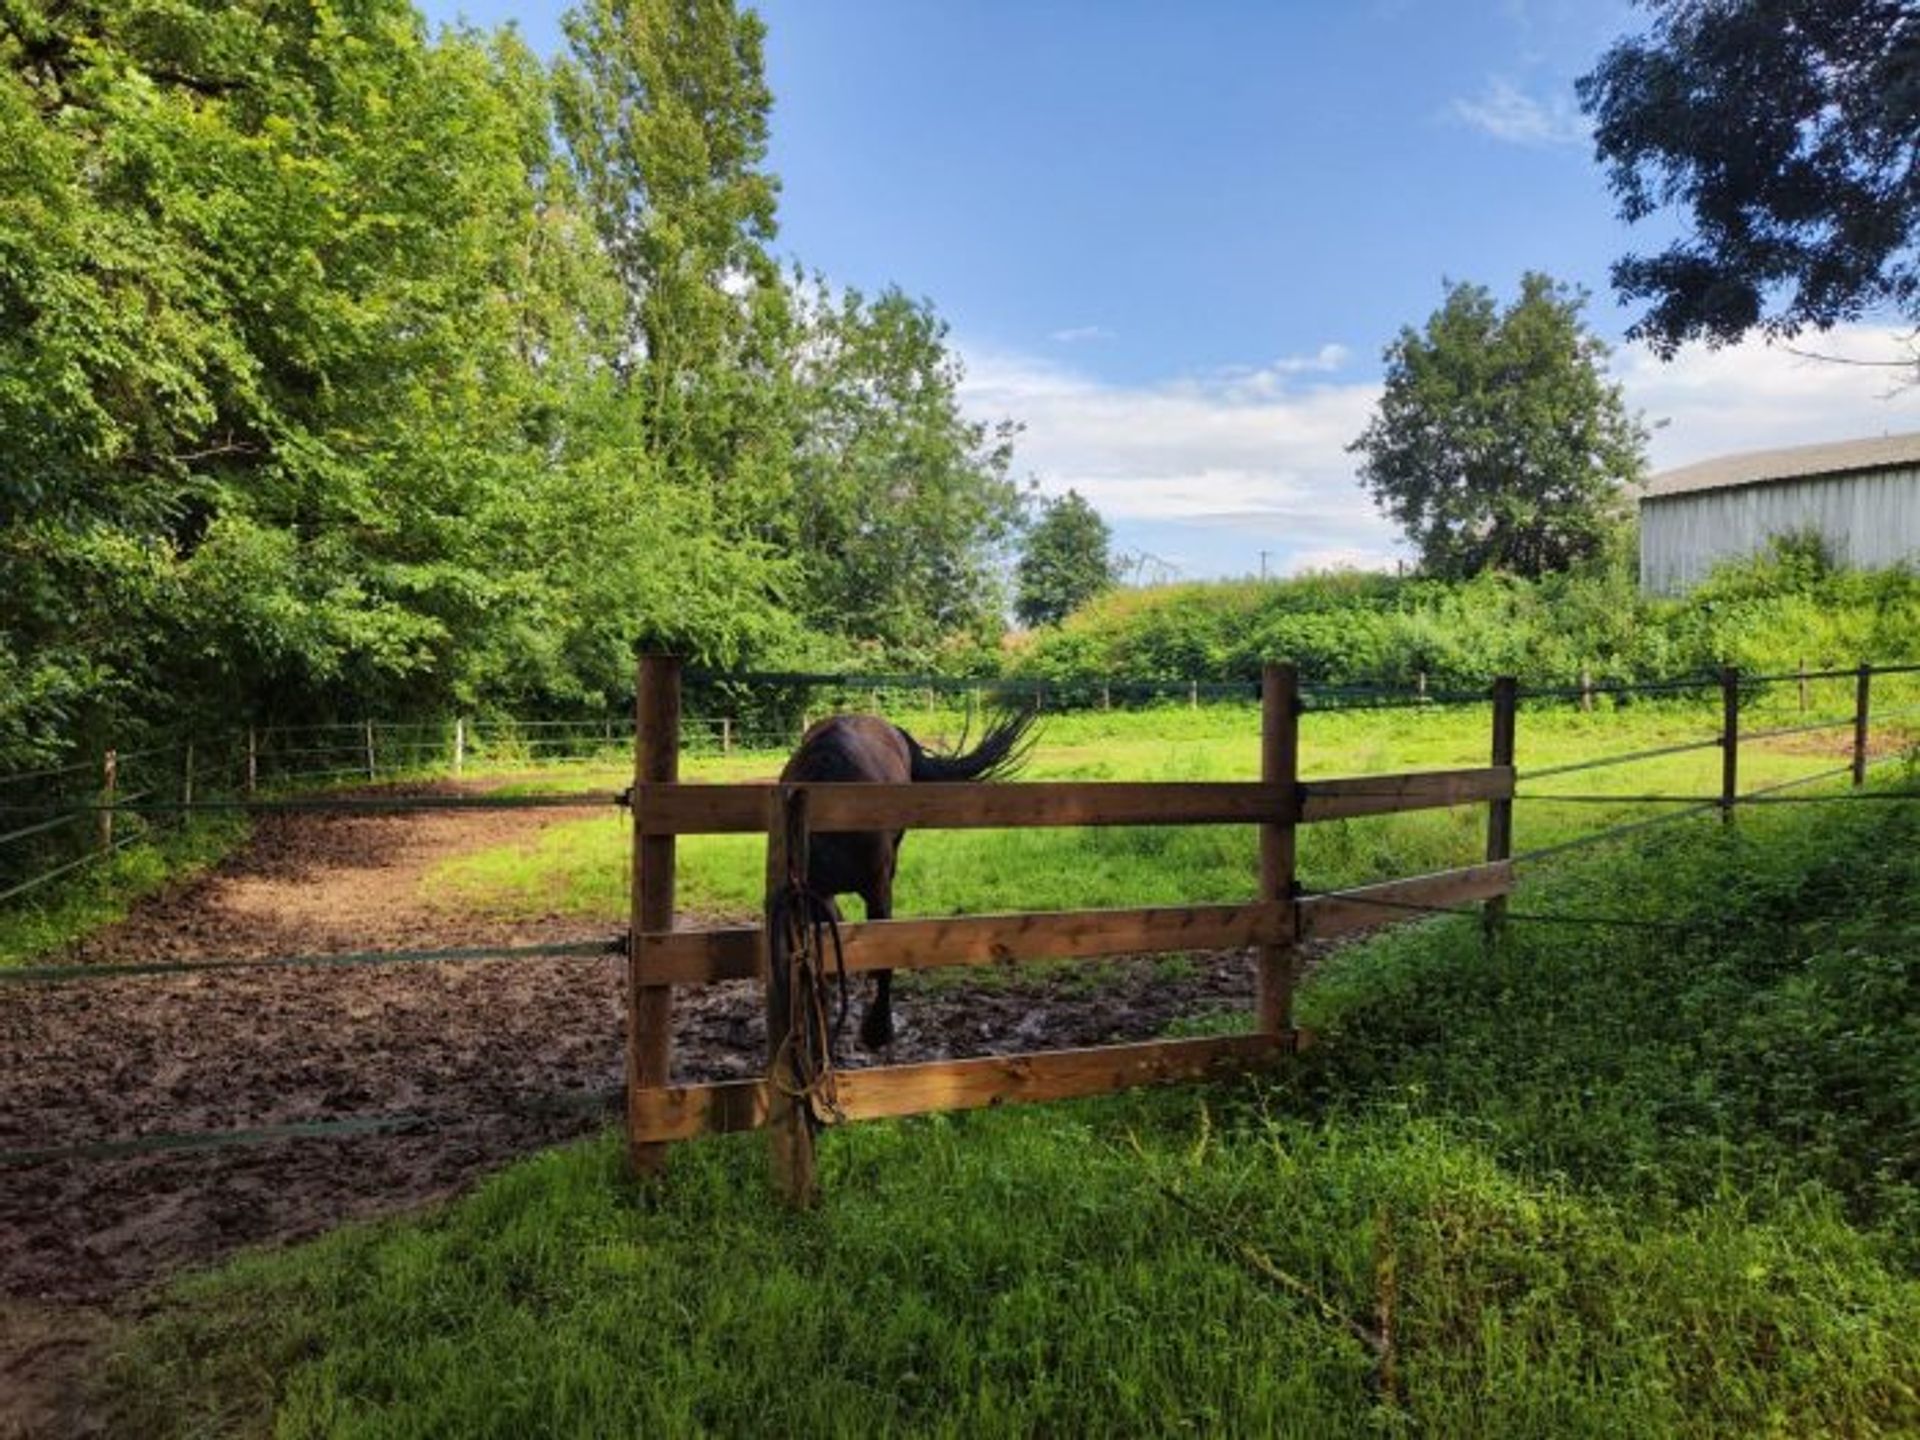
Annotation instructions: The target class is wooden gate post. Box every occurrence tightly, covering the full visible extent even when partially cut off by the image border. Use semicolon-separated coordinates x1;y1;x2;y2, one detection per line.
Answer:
1484;678;1518;939
1852;662;1873;786
1720;666;1740;824
452;718;465;777
1258;663;1300;1039
245;727;258;796
764;785;818;1206
627;654;682;1178
182;742;195;810
364;720;377;781
99;748;117;854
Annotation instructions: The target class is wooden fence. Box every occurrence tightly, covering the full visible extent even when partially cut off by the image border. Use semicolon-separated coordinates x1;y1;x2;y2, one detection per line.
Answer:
623;655;1518;1204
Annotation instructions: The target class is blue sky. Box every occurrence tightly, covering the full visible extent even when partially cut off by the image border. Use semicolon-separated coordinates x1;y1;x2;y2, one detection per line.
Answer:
423;0;1920;579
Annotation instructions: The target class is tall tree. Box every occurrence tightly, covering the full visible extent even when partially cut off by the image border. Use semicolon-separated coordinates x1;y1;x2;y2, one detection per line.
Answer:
552;0;785;500
783;279;1024;652
1349;274;1646;580
1579;0;1920;358
1016;490;1116;628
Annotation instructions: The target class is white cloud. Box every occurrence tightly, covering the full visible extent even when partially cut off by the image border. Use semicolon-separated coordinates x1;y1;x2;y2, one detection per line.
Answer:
959;345;1399;575
1048;324;1114;344
1448;77;1587;147
1616;327;1920;471
956;324;1920;580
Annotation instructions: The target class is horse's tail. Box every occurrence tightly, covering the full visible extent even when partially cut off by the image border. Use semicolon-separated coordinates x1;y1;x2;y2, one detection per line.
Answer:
902;708;1039;783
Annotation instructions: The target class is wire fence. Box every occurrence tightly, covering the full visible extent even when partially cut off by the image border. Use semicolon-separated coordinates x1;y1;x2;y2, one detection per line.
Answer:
5;657;1920;908
2;661;1918;1170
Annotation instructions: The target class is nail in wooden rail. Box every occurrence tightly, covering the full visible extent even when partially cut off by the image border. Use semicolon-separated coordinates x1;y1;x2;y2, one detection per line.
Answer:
1484;676;1517;936
627;654;681;1178
764;785;817;1206
1259;662;1299;1037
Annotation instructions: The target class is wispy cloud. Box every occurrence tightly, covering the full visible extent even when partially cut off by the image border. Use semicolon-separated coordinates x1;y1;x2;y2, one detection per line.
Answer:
957;325;1920;579
1449;77;1587;146
959;344;1399;575
1048;324;1115;344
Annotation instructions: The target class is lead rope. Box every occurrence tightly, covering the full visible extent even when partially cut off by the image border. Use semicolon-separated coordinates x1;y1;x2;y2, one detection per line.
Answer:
767;872;849;1126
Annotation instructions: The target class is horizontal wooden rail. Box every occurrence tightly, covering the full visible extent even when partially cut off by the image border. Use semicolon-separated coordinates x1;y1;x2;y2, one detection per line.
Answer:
639;900;1294;985
635;780;1295;834
629;1032;1289;1141
1296;861;1514;942
1300;766;1513;821
633;766;1511;836
638;858;1513;985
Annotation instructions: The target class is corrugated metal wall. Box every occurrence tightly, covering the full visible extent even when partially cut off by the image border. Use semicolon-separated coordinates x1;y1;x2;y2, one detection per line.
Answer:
1639;467;1920;595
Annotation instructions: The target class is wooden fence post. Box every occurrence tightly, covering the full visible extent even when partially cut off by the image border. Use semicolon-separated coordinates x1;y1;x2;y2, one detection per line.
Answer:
452;718;465;777
764;785;818;1205
1579;664;1593;713
182;741;195;810
628;654;682;1179
1416;671;1428;702
99;748;116;853
1852;662;1872;786
1189;680;1199;711
1259;663;1300;1039
364;720;377;781
1720;666;1740;825
1484;677;1517;938
245;727;258;796
1798;660;1809;713
722;717;733;756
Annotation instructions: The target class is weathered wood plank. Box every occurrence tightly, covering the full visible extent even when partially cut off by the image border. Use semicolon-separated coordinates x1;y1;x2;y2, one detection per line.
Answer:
635;780;1298;834
630;1078;770;1142
628;1033;1290;1141
627;654;680;1178
1296;861;1514;942
641;900;1294;985
1258;662;1300;1035
833;1033;1286;1121
1300;765;1512;822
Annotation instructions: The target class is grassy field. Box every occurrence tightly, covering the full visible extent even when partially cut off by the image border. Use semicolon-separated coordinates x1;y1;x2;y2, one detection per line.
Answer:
105;769;1920;1436
434;675;1917;926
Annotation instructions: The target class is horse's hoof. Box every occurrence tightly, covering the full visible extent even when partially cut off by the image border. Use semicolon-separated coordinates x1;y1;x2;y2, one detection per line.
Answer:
859;1011;894;1051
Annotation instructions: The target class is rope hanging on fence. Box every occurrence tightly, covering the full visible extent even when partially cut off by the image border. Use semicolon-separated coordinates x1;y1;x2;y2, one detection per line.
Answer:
766;874;849;1127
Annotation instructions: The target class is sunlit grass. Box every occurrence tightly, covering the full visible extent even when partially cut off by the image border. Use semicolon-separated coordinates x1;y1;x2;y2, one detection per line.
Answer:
435;689;1916;924
106;783;1920;1437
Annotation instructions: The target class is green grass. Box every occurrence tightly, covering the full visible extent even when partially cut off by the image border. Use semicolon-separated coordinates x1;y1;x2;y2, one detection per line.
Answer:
434;686;1917;924
103;769;1920;1437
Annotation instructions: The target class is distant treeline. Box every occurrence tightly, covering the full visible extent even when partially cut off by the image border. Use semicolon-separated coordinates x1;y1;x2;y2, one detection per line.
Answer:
1;0;1023;771
1006;543;1920;697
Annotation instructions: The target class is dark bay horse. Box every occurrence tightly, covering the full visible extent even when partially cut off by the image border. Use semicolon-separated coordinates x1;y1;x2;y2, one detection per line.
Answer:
780;709;1036;1048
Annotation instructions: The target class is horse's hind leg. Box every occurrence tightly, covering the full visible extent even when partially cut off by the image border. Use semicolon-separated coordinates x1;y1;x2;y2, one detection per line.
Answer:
858;854;896;1050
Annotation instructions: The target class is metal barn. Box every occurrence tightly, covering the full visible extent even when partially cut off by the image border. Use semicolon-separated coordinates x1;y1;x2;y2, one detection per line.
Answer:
1639;431;1920;595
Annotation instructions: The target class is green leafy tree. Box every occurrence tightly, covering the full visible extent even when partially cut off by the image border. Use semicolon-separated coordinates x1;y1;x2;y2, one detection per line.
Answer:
1016;490;1117;628
1349;274;1646;580
1579;0;1920;358
783;279;1024;651
553;0;785;502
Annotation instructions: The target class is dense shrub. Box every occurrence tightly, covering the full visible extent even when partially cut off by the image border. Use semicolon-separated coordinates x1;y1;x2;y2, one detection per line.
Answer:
1009;548;1920;693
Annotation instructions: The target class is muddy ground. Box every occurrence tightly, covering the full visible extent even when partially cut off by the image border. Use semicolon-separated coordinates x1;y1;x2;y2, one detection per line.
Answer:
0;785;1266;1436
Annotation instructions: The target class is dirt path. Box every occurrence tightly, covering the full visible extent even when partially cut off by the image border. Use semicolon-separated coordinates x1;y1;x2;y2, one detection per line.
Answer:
0;783;1263;1436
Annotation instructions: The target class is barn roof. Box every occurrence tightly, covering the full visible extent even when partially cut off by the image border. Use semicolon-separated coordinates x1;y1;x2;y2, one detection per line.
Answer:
1644;430;1920;500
